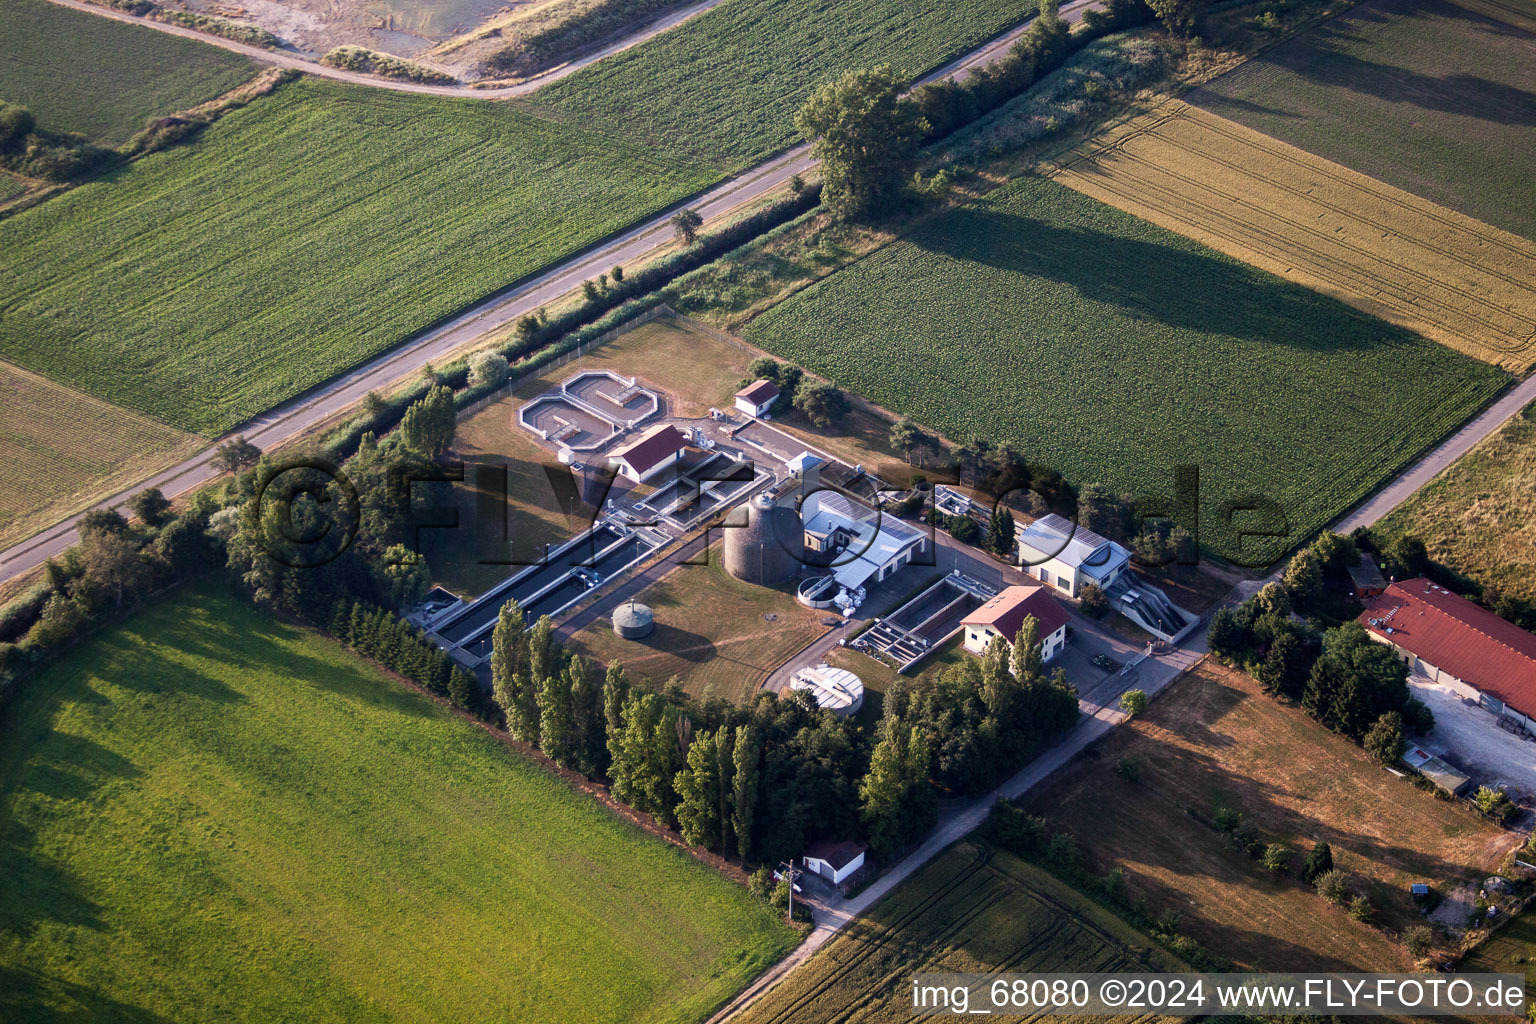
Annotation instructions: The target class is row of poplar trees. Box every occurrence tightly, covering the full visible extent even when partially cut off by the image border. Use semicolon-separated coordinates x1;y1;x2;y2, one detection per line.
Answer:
487;597;1078;865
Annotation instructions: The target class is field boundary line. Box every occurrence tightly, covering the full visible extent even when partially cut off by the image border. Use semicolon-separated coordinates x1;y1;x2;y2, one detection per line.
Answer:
1046;99;1536;369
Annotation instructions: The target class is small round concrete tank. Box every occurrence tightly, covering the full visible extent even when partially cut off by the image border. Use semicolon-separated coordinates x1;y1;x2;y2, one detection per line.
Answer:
612;601;654;639
724;493;802;586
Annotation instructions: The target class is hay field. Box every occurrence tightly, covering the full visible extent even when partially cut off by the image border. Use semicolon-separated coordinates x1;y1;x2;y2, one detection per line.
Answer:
1023;661;1518;972
0;583;794;1022
1047;100;1536;372
1187;0;1536;241
1375;400;1536;603
0;360;200;546
735;842;1184;1024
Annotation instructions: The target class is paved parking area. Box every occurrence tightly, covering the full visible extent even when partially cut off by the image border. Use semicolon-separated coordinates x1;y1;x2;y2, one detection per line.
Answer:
1409;669;1536;801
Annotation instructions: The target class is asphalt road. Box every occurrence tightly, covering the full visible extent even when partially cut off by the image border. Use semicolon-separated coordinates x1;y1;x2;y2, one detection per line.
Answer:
0;1;1095;585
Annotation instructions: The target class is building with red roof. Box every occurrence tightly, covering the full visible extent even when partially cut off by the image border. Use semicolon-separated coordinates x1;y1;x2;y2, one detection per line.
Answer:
1359;578;1536;733
608;423;687;483
961;584;1070;663
734;379;780;418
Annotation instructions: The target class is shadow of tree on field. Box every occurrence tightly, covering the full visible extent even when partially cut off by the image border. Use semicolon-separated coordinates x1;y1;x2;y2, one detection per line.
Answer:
907;204;1426;354
1201;0;1536;125
0;966;176;1024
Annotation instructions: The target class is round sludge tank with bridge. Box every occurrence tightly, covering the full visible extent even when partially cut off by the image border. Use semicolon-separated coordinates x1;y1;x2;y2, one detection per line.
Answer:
612;601;654;639
724;493;802;586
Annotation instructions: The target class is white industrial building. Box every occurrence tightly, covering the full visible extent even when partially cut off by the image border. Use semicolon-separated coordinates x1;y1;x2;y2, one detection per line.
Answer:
801;490;926;591
960;584;1070;662
1016;514;1131;599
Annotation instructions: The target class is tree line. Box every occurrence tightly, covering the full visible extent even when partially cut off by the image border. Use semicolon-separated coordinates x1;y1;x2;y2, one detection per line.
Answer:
485;599;1078;866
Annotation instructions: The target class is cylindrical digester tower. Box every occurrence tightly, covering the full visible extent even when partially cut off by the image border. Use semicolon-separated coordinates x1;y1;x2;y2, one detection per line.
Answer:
724;493;802;586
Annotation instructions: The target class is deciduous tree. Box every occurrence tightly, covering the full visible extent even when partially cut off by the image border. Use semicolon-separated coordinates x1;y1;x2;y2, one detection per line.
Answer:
795;66;928;221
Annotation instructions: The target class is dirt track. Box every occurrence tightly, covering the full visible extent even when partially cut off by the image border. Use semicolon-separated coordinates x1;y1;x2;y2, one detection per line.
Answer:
41;0;733;96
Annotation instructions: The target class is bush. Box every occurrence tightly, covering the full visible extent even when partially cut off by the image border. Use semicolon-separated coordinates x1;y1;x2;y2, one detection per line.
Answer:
1213;806;1241;835
1119;689;1149;717
1080;582;1109;618
747;866;772;902
1314;868;1350;904
1113;757;1141;783
469;351;509;390
1047;831;1081;869
988;801;1048;854
1403;924;1434;959
320;46;455;84
1261;843;1291;873
948;515;980;545
1474;785;1517;823
1348;894;1374;921
1301;841;1333;884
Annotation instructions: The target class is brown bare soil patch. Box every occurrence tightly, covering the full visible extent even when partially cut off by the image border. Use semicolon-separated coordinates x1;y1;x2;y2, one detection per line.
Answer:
1024;660;1519;971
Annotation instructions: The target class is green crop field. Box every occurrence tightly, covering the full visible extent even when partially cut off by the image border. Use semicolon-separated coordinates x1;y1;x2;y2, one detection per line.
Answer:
745;176;1508;563
735;841;1183;1023
524;0;1031;170
0;583;793;1023
0;0;256;144
1188;0;1536;240
0;76;714;434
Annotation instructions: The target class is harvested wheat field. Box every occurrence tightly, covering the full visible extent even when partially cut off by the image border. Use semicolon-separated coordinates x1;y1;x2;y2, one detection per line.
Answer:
1047;100;1536;372
0;361;201;545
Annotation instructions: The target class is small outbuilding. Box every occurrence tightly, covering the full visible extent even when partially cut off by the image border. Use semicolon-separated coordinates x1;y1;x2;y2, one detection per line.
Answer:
1348;554;1388;598
803;839;867;885
612;600;654;639
1402;745;1472;797
734;379;780;418
609;423;688;483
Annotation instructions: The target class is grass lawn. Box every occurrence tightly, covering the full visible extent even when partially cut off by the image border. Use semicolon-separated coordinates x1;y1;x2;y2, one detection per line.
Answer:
1374;400;1536;603
0;583;794;1023
569;554;828;702
0;359;203;547
0;0;256;144
1187;0;1536;241
1462;912;1536;999
734;841;1185;1024
1022;660;1518;971
523;0;1034;170
744;175;1509;564
0;77;714;435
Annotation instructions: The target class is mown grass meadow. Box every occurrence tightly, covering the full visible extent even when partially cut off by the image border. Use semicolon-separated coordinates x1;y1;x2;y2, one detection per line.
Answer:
0;583;794;1023
0;0;256;144
745;176;1508;562
524;0;1034;169
0;76;715;434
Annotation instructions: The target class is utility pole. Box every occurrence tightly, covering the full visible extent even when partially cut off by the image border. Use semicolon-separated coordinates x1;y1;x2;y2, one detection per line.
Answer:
778;861;801;925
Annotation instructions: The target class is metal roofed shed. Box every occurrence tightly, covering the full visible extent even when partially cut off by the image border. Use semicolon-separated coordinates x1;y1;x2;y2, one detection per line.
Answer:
1402;746;1472;796
612;600;654;639
802;839;867;885
788;663;864;716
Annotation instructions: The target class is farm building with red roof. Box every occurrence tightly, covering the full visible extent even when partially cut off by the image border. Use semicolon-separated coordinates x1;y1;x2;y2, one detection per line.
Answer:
961;584;1070;664
1359;578;1536;734
608;423;687;483
734;379;780;418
